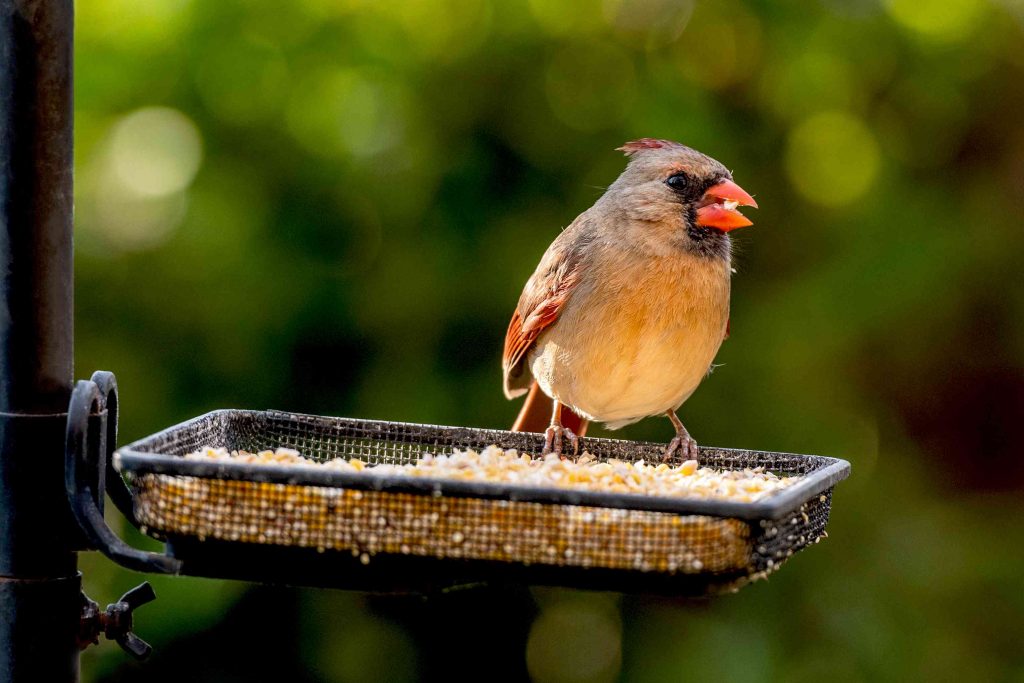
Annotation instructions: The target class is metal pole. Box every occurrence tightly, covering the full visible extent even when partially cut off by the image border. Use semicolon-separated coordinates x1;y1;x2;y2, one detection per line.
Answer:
0;0;78;681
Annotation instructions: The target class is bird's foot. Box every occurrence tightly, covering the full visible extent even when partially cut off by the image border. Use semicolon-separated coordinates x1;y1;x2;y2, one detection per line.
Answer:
542;425;580;457
663;411;698;462
663;433;699;462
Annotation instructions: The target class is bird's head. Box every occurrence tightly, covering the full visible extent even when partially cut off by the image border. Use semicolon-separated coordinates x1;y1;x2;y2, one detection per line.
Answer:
606;138;757;258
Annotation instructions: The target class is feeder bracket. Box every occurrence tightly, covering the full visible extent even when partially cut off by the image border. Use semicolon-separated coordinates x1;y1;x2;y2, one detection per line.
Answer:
64;371;181;575
78;581;157;660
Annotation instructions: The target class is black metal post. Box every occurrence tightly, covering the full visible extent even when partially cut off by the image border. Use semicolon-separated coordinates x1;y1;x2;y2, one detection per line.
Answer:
0;0;78;681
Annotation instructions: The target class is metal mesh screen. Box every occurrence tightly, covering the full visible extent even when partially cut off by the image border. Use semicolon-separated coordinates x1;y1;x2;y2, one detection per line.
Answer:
130;410;835;475
119;410;844;587
132;478;751;574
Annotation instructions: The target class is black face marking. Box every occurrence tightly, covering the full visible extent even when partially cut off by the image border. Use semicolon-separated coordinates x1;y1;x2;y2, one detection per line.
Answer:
675;201;731;260
686;224;730;259
666;173;730;202
700;175;727;195
662;171;733;260
665;172;704;202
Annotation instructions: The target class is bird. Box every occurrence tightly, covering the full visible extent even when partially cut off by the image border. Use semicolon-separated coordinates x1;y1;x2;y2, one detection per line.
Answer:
502;138;757;459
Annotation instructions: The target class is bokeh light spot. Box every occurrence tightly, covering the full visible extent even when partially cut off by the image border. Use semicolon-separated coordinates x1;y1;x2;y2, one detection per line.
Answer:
529;0;606;36
287;69;407;159
76;0;192;47
386;0;492;61
109;107;204;198
93;189;189;252
785;110;880;207
602;0;694;48
884;0;985;42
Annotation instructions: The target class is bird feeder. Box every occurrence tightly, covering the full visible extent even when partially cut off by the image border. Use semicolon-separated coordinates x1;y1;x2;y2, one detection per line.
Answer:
0;2;850;680
68;388;849;599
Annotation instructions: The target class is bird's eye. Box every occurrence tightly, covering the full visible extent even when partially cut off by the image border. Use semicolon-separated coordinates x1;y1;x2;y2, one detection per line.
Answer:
665;173;691;193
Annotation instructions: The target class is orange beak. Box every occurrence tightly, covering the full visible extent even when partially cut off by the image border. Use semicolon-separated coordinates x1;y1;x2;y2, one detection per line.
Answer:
696;179;758;231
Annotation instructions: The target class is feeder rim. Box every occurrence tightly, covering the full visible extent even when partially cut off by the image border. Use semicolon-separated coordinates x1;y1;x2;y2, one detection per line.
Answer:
115;409;851;522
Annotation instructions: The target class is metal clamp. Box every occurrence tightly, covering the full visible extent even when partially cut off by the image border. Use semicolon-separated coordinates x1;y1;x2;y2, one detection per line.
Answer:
78;582;158;660
64;371;181;574
89;371;140;526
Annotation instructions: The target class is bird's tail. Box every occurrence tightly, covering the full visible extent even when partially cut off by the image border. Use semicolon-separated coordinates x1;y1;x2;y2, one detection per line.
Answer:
511;380;589;437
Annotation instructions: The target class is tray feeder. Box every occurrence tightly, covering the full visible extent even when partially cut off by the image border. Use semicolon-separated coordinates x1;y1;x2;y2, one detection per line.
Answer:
0;2;851;676
67;371;850;600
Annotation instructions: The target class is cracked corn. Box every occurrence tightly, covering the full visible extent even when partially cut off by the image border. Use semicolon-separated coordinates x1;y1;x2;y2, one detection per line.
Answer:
129;446;802;575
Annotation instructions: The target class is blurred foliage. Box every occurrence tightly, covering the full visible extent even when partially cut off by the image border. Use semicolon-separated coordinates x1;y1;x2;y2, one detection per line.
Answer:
71;0;1024;680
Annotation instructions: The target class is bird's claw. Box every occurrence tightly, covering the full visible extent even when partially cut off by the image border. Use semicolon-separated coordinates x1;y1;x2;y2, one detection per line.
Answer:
663;434;699;463
543;425;580;457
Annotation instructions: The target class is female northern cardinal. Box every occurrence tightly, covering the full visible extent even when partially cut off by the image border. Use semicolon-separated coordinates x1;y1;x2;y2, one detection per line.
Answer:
503;139;757;458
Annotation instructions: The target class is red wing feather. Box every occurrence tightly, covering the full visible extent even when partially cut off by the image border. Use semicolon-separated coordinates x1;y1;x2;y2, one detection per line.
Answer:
502;251;583;399
503;310;530;384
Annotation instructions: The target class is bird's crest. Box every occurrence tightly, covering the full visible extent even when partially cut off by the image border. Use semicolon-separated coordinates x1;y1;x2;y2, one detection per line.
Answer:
616;138;684;156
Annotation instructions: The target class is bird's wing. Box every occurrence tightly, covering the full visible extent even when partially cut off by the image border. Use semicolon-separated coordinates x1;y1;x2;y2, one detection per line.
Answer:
502;232;588;399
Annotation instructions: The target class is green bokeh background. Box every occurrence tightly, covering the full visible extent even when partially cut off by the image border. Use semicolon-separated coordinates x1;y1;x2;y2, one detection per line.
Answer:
72;0;1024;680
